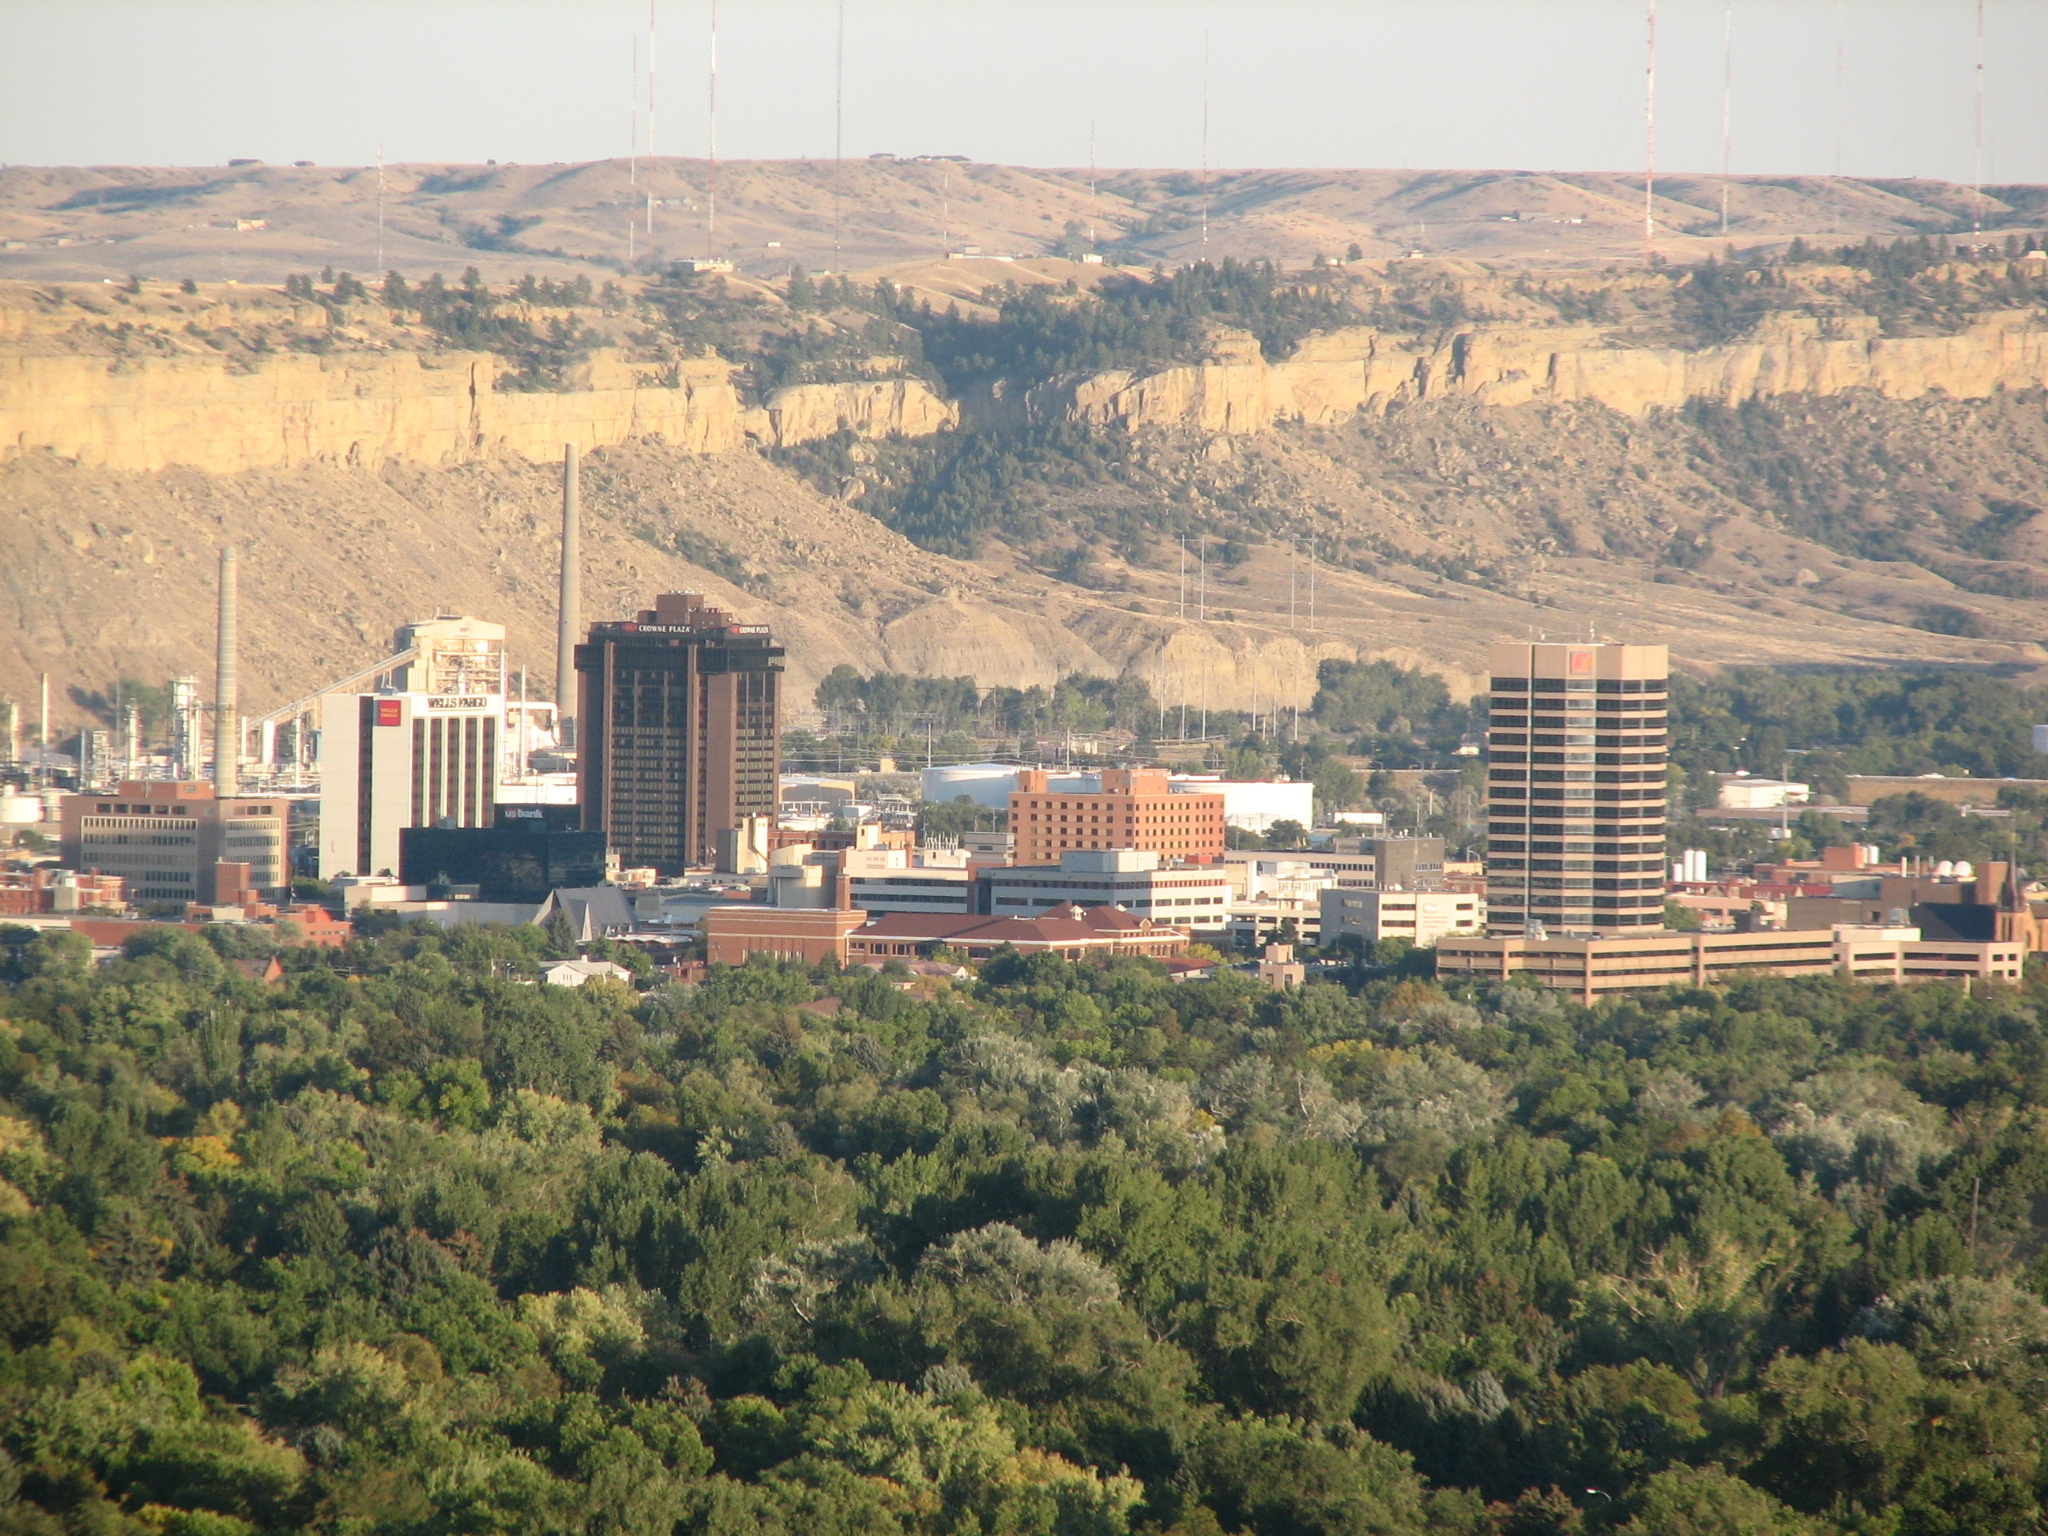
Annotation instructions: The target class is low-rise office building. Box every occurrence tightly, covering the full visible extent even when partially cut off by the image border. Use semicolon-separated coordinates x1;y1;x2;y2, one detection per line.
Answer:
60;780;288;905
1437;926;2024;1002
974;848;1232;934
1321;886;1484;949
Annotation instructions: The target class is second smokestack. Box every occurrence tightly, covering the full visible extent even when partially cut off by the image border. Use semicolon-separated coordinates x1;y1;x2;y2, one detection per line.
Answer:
556;444;581;750
215;545;238;796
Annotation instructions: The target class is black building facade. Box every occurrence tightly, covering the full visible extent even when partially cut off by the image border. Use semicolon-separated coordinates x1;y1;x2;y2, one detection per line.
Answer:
399;804;608;903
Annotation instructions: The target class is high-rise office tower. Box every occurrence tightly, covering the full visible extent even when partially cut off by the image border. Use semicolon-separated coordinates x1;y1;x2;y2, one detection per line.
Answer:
575;592;782;874
1484;642;1669;935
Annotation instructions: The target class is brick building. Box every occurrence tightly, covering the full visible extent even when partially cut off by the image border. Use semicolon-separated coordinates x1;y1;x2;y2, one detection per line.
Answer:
1008;768;1223;868
60;781;288;906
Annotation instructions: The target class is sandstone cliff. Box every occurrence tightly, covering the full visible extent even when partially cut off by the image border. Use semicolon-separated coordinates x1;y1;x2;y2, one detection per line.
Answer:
11;291;2046;478
960;315;2048;437
0;347;959;474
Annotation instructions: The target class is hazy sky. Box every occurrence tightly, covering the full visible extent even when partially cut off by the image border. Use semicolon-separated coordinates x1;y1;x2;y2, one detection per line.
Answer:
2;1;2042;184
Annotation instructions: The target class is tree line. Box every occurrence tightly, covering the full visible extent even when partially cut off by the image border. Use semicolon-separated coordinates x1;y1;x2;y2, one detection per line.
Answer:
11;918;2048;1532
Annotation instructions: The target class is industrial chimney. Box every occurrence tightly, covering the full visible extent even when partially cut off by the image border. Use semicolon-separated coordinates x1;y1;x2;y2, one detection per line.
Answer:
556;444;581;750
215;545;238;795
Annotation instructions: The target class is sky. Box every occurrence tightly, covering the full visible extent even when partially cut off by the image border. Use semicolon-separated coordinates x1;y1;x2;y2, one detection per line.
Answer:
1;1;2042;185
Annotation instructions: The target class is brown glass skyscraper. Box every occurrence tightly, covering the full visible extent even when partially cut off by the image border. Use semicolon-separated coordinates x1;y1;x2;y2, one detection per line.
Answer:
1484;642;1668;936
575;592;783;874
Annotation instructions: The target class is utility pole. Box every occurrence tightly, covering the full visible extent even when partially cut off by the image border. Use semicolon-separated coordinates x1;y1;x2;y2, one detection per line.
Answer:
215;546;238;796
1307;536;1317;632
557;445;582;749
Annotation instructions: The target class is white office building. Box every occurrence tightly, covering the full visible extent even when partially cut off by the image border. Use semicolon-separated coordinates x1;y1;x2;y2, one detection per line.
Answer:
1321;887;1485;949
976;848;1232;934
318;690;504;878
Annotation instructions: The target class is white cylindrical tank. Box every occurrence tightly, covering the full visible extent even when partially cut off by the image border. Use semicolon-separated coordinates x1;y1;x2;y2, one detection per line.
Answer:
1954;861;1974;882
920;763;1023;811
1936;860;1956;878
0;793;41;825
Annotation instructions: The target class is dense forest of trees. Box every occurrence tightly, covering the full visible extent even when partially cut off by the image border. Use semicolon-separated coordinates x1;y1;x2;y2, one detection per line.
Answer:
11;920;2048;1534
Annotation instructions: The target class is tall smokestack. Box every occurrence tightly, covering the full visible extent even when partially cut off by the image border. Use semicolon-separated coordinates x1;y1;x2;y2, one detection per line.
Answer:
556;444;581;749
215;545;238;795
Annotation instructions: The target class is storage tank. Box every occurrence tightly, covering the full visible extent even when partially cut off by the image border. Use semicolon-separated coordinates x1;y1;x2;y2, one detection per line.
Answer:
920;763;1022;811
0;793;42;825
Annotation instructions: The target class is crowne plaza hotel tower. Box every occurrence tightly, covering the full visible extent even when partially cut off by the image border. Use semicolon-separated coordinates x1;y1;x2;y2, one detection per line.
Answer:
575;592;783;875
1484;642;1669;935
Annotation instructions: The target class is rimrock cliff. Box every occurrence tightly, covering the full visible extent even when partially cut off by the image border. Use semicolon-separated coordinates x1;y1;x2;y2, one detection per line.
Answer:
10;315;2047;476
962;317;2048;436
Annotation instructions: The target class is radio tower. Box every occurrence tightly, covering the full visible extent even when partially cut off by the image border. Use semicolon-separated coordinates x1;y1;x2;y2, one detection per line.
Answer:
1720;2;1732;236
646;0;658;265
706;0;719;257
1199;31;1211;261
1973;0;1986;238
628;36;638;266
834;0;845;264
1643;0;1657;265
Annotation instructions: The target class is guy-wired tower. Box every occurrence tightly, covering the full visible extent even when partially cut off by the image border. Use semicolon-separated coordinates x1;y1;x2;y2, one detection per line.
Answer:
1483;641;1669;936
576;592;782;874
